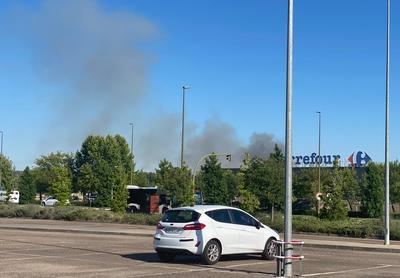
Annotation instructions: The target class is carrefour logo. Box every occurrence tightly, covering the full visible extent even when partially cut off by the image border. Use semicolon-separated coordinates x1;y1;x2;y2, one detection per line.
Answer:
348;151;371;167
292;151;372;167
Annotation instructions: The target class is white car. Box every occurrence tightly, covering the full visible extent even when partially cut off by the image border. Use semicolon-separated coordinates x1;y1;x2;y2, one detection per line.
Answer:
41;196;59;206
153;205;279;265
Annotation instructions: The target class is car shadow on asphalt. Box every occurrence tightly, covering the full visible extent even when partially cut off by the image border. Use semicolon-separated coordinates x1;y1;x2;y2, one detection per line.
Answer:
121;253;275;276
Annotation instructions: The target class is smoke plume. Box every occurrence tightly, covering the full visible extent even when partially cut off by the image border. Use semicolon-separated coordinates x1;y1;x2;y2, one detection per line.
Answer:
136;117;282;171
2;0;157;150
1;1;282;171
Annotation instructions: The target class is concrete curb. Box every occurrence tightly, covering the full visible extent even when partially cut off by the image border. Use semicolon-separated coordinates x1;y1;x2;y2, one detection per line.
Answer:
0;226;153;238
1;226;400;254
306;243;400;254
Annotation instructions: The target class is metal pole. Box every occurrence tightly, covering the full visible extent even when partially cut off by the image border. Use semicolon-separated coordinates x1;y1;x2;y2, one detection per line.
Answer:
384;0;391;246
284;0;294;276
181;86;190;168
0;131;3;188
130;123;134;185
317;112;321;216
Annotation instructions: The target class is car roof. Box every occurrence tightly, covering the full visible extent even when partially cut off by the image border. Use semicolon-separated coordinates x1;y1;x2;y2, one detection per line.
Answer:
173;205;239;213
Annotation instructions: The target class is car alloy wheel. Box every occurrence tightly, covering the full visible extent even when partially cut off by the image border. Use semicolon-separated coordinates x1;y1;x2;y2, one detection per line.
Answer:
201;240;221;265
262;238;276;260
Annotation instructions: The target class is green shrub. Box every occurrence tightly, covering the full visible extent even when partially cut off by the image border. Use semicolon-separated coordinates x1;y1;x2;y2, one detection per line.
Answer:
1;204;400;240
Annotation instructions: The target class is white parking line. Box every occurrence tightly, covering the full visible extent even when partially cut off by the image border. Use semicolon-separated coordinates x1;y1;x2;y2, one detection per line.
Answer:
221;261;273;268
302;264;393;277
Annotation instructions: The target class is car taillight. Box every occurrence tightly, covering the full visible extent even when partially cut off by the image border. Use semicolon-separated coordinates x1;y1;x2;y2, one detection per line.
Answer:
156;223;164;230
183;223;206;230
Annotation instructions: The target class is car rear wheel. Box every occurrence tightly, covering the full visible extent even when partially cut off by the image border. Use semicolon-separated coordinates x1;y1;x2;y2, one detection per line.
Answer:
262;238;276;260
201;240;221;265
157;252;176;263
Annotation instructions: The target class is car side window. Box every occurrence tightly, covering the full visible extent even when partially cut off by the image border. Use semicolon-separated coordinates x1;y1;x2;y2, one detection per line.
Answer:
206;209;232;224
229;209;256;227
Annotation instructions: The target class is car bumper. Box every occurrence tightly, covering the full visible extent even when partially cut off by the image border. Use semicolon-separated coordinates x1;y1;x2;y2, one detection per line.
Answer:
153;236;202;255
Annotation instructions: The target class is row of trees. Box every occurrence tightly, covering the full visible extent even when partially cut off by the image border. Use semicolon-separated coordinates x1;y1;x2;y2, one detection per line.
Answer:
154;144;400;220
2;135;133;213
3;135;400;218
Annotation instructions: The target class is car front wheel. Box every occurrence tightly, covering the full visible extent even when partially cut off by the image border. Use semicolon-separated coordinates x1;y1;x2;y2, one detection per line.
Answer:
201;240;221;265
262;238;276;260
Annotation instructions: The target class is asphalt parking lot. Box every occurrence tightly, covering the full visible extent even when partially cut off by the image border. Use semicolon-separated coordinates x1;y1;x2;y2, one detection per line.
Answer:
1;229;400;277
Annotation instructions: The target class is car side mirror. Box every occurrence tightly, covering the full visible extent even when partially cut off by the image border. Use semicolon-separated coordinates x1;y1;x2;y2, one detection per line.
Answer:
255;221;261;230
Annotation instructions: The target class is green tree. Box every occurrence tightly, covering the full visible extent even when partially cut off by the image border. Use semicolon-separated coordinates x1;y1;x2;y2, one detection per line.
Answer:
342;167;361;211
270;144;284;161
241;156;284;213
293;168;315;213
200;154;228;205
390;161;400;212
135;170;150;187
75;135;134;207
155;159;193;207
19;167;36;204
0;155;16;193
50;166;71;205
235;172;260;214
223;170;239;205
111;166;129;213
320;165;348;220
33;152;73;201
361;163;384;218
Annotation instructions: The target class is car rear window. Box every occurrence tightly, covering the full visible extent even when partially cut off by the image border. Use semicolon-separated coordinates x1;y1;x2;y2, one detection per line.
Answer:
206;209;232;224
162;209;200;223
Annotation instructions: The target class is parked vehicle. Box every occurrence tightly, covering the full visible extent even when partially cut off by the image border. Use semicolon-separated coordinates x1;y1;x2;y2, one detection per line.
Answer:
127;185;171;214
41;196;68;206
153;205;279;265
8;191;19;204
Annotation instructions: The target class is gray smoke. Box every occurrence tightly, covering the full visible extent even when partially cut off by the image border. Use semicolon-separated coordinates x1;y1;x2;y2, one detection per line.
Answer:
135;114;182;171
247;133;282;160
184;119;244;169
1;1;282;171
183;119;282;170
135;116;282;171
1;0;157;150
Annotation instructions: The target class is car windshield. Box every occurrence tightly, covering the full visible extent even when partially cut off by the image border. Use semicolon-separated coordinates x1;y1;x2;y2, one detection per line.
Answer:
161;210;200;223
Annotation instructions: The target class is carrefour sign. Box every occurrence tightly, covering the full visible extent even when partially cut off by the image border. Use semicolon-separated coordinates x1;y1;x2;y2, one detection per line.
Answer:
292;151;371;167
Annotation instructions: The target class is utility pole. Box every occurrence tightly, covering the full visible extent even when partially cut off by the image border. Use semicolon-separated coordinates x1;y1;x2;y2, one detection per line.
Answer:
181;86;190;168
0;131;3;188
317;111;321;216
384;0;391;246
284;0;294;276
129;123;134;185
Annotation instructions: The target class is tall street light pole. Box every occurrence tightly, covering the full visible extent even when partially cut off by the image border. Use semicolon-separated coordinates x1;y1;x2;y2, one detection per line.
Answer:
284;0;294;276
181;86;190;168
384;0;391;246
317;112;321;216
0;131;3;188
129;123;134;185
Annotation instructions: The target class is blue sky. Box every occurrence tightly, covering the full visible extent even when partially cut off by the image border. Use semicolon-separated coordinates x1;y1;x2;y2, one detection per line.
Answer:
0;0;399;170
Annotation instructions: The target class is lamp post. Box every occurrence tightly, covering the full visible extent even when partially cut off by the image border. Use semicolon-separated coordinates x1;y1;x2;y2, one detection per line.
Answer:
0;131;3;188
181;86;190;168
316;111;321;216
284;0;294;276
129;123;134;185
384;0;391;246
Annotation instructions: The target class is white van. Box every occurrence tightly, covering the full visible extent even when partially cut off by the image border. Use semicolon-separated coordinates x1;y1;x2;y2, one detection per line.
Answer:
8;191;19;204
